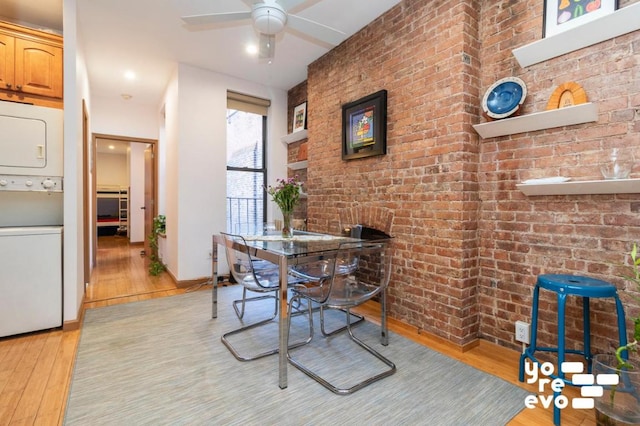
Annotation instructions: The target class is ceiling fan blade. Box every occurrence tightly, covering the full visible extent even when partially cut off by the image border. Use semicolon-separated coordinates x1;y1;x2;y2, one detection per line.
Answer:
181;11;252;26
259;33;276;59
287;14;346;46
276;0;309;11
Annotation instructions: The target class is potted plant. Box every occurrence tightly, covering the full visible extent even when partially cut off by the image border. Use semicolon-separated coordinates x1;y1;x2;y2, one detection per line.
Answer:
593;243;640;426
148;214;166;276
265;176;303;238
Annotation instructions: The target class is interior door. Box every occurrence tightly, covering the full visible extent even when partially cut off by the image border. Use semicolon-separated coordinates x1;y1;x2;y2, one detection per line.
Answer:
143;144;154;259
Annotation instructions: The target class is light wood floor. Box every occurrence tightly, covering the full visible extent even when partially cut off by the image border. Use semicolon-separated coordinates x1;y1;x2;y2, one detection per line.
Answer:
0;235;596;425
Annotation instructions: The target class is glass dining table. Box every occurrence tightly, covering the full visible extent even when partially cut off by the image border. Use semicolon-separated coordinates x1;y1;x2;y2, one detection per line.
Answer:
211;230;389;389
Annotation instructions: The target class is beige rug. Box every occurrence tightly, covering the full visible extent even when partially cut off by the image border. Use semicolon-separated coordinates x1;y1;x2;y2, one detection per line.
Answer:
64;285;527;425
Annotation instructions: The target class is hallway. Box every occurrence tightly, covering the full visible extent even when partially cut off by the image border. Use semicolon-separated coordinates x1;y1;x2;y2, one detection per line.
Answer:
86;235;180;306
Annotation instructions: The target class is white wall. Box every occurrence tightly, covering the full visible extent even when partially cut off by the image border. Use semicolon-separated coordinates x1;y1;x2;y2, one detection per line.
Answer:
96;152;128;187
90;96;159;139
162;70;179;280
63;0;90;323
162;63;288;281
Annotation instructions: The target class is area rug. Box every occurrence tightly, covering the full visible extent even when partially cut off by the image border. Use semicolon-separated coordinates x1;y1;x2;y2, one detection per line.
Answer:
64;285;528;425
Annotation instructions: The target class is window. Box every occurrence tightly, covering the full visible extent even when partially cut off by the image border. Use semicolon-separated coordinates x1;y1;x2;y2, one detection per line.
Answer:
226;91;270;234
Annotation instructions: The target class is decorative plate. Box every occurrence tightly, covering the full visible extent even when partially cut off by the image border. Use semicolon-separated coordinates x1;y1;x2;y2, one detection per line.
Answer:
546;82;587;110
482;77;527;120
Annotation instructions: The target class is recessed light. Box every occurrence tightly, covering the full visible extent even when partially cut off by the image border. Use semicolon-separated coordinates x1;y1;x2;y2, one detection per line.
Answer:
108;145;115;150
121;94;132;100
124;70;136;80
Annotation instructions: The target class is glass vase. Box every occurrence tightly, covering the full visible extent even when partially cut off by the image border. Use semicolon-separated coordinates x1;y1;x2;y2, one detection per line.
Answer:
593;354;640;425
281;211;294;239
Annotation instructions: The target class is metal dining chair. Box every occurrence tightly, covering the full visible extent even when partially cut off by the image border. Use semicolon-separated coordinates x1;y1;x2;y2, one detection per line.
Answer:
286;240;396;394
220;232;310;361
288;223;364;336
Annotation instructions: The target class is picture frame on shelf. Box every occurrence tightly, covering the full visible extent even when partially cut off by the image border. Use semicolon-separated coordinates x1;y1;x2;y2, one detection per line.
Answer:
543;0;618;38
341;89;387;161
292;101;307;133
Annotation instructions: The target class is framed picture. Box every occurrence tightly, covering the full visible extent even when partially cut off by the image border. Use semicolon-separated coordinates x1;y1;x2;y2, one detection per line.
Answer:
543;0;618;38
342;90;387;161
292;101;307;133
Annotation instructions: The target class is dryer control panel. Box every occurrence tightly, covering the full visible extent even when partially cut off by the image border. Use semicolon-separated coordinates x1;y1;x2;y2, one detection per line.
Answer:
0;174;63;192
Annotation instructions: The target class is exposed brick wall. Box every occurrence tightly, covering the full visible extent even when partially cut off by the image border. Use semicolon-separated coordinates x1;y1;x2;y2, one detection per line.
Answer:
288;0;640;353
286;81;308;221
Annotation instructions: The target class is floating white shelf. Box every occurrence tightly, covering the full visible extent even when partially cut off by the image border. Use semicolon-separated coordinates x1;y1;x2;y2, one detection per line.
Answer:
281;129;308;144
517;178;640;196
513;2;640;68
287;160;308;170
473;103;597;139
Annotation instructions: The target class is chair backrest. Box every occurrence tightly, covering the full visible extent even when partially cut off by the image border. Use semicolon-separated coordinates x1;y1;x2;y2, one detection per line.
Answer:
321;240;391;307
221;232;279;289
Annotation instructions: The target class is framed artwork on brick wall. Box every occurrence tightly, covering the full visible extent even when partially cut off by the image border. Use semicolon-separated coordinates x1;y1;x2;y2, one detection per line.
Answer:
543;0;618;38
292;101;307;133
341;89;387;161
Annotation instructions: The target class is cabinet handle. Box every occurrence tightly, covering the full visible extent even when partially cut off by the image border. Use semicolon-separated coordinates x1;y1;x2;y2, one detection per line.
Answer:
5;83;11;89
15;85;22;90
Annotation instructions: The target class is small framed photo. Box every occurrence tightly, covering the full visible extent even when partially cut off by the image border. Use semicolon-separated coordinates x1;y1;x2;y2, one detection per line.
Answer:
342;90;387;161
543;0;618;38
292;101;307;133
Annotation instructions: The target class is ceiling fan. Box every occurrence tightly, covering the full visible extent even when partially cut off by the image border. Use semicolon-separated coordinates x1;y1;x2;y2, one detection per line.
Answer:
181;0;346;59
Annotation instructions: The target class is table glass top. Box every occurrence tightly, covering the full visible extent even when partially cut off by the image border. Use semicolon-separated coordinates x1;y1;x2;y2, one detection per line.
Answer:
239;231;356;257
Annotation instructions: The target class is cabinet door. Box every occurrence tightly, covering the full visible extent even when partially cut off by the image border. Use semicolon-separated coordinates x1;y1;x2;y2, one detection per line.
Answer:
14;38;63;99
0;33;15;91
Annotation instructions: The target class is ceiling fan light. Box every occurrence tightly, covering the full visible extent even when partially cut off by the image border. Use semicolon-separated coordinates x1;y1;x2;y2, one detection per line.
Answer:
252;4;287;35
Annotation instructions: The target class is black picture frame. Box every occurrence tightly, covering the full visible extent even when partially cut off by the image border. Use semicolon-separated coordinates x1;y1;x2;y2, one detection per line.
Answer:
543;0;618;38
341;89;387;161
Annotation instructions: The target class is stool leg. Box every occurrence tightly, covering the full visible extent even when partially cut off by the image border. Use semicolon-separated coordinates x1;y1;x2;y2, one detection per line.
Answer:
555;292;567;426
615;295;629;359
583;296;592;372
519;284;540;383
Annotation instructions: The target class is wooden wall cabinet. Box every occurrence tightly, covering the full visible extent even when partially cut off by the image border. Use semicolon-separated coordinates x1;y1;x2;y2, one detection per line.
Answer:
0;21;63;108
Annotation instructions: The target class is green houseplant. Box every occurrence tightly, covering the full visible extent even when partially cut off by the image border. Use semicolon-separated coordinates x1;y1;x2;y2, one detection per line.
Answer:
265;176;303;238
148;214;166;276
593;243;640;426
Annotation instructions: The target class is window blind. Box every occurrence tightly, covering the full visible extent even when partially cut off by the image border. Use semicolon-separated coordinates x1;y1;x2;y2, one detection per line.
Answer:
227;91;271;116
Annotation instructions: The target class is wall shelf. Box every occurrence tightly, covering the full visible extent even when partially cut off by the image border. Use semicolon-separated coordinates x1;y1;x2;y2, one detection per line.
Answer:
512;2;640;68
287;160;308;170
472;103;597;139
281;129;308;144
517;178;640;196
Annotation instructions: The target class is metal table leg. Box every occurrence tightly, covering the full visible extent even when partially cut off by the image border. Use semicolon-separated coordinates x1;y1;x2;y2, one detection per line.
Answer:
278;255;289;389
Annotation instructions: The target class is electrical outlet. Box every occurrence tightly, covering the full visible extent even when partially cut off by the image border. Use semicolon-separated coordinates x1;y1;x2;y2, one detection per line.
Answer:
515;321;530;344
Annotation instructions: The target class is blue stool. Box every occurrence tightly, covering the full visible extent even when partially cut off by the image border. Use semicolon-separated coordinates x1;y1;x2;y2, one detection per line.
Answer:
518;274;628;425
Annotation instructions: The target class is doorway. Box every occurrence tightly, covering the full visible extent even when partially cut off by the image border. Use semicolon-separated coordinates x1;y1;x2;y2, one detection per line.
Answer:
88;133;159;301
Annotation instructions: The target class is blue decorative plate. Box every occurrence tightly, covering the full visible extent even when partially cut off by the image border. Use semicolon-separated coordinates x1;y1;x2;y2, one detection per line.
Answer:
482;77;527;119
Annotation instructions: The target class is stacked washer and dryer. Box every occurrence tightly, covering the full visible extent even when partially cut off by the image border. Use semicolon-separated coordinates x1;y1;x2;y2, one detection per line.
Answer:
0;101;64;338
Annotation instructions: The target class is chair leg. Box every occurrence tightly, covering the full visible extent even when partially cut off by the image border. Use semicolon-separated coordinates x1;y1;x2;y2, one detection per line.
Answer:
232;288;278;320
319;305;365;337
287;293;315;347
223;290;309;362
287;306;396;395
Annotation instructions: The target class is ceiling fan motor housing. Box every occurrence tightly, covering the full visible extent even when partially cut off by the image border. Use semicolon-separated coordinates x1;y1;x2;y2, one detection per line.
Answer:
252;3;287;35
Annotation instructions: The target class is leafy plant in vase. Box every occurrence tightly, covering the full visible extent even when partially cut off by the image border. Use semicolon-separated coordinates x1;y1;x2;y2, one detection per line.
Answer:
266;176;303;238
593;243;640;426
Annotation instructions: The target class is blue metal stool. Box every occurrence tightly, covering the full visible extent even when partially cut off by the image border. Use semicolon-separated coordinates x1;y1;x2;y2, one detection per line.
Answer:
518;274;628;425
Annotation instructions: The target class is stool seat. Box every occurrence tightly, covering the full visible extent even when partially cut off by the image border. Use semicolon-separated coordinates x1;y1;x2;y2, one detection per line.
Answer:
538;274;619;298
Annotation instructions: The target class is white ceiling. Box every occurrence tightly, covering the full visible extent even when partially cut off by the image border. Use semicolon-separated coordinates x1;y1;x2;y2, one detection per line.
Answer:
0;0;401;105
